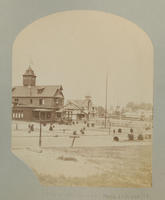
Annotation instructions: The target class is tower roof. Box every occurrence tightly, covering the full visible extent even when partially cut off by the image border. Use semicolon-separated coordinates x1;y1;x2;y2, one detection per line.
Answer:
23;65;36;76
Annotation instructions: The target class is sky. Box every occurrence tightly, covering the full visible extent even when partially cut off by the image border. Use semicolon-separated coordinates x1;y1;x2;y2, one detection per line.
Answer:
12;10;153;107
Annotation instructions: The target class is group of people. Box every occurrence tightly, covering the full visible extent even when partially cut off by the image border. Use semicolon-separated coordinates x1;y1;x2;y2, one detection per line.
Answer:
73;127;86;135
28;123;55;133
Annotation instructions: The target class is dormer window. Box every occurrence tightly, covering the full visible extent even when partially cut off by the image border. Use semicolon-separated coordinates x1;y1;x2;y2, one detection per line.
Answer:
37;87;45;94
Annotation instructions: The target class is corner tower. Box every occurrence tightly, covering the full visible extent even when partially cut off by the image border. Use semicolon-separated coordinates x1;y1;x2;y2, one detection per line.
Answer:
23;65;36;86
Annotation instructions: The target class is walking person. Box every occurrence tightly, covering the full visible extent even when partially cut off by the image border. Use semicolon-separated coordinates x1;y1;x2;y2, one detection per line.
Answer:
28;124;31;133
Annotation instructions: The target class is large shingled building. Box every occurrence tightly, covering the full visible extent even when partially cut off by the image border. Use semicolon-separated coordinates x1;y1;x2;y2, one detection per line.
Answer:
12;66;64;122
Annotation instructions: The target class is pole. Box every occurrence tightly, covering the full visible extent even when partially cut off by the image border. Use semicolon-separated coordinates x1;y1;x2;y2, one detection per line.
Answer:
109;121;111;135
39;112;42;147
105;72;108;128
39;121;42;147
71;137;76;147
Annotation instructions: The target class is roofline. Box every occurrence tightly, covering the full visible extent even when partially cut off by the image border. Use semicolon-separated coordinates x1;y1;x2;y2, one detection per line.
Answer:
12;85;62;87
12;96;64;98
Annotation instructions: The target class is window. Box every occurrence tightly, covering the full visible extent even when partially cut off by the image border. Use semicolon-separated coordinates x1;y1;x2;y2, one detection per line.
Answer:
39;99;42;105
34;112;39;119
15;98;19;102
39;99;44;105
21;112;24;119
55;98;59;104
41;112;45;120
47;113;51;119
13;113;15;119
30;99;33;104
18;113;21;119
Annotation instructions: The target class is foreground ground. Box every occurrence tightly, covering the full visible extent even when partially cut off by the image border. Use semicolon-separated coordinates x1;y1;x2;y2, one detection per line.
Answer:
12;144;152;187
12;120;152;187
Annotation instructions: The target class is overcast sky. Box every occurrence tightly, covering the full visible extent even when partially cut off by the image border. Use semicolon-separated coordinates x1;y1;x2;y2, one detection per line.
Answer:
12;10;153;107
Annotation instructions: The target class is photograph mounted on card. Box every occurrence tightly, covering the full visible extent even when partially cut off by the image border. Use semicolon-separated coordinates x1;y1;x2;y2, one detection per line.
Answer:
11;10;153;187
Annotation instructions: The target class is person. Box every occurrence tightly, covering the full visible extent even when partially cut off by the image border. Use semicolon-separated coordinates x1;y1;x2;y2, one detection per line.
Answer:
28;124;31;133
80;128;85;135
73;130;77;135
128;128;134;141
31;124;34;131
119;128;122;133
49;125;53;131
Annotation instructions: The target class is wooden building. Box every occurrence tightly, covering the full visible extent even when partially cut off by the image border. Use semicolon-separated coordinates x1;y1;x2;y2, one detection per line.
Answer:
12;66;64;122
58;96;96;122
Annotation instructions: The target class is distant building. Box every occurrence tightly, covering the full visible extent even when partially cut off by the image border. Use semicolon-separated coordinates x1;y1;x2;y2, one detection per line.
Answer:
136;109;153;121
121;111;141;120
12;66;64;122
121;110;151;121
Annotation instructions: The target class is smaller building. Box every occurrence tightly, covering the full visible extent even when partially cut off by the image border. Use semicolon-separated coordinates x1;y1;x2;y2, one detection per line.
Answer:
58;96;96;122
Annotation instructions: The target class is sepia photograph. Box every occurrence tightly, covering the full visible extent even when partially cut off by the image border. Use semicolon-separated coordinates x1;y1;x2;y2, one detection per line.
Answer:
11;10;153;187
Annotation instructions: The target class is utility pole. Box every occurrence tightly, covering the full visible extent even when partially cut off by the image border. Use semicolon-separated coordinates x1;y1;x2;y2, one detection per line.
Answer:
104;72;108;128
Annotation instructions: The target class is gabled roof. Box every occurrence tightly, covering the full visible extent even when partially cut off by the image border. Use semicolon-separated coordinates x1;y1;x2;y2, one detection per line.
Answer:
66;99;91;110
12;85;63;97
64;103;81;110
57;102;88;114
